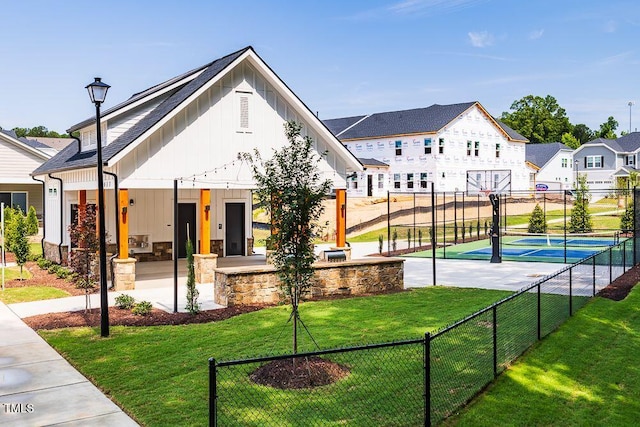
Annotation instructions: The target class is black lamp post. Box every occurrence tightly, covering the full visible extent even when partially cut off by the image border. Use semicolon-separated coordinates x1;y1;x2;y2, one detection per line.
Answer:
86;77;110;337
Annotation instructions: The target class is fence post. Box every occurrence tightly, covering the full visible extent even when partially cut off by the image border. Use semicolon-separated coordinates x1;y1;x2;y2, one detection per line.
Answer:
492;306;498;378
623;239;627;273
424;332;431;427
387;191;391;254
209;358;217;427
537;283;541;340
569;267;573;316
609;248;613;284
592;256;596;296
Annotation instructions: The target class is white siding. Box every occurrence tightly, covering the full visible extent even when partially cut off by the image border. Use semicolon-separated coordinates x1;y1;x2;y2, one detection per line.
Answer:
0;138;47;183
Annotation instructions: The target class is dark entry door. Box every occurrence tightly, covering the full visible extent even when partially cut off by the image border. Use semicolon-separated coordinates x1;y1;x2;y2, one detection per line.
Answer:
367;175;373;197
178;203;196;258
225;203;245;256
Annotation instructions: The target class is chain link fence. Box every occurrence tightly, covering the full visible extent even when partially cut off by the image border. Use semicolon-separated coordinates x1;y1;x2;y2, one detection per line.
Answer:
210;238;636;426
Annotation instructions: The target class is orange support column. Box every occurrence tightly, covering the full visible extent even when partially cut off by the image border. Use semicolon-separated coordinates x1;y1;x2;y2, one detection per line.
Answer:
335;188;346;247
199;189;211;254
118;189;129;259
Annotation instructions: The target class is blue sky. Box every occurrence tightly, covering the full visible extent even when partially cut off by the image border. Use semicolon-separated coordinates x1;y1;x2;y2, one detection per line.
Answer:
1;0;639;135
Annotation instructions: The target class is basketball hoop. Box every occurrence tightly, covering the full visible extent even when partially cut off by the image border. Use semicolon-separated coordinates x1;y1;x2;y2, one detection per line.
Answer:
480;189;492;198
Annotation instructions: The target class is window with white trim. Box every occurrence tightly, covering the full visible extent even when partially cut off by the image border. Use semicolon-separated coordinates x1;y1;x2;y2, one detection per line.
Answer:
466;141;472;156
393;173;401;189
395;140;402;156
585;155;603;168
495;143;501;158
377;174;384;189
474;141;480;157
626;155;635;166
561;158;568;168
420;172;428;188
438;138;445;154
0;192;27;212
407;173;414;189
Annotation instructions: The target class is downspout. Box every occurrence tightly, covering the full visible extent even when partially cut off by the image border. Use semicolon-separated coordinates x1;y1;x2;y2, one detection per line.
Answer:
103;171;120;289
31;176;46;257
48;174;64;263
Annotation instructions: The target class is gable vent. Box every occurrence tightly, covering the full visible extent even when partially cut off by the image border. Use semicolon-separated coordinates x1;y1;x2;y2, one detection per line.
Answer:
239;95;249;129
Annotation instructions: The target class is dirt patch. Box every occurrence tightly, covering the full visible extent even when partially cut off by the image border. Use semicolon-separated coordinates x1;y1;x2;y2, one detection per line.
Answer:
250;356;350;389
598;264;640;301
23;305;267;330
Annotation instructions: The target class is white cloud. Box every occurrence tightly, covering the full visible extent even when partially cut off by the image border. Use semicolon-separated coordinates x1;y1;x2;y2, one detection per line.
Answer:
528;29;544;40
468;31;494;48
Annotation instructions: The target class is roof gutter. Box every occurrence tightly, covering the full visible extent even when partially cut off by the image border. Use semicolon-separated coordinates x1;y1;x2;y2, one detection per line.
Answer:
31;176;46;257
47;173;64;264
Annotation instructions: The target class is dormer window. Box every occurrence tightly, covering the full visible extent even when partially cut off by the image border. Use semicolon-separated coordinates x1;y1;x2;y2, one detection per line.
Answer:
80;125;107;152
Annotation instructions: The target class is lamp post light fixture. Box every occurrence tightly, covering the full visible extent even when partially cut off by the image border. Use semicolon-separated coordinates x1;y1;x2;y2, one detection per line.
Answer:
629;101;635;134
86;77;110;337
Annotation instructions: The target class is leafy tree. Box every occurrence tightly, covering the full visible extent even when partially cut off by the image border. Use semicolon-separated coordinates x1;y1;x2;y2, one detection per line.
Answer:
596;116;618;139
244;120;332;354
185;237;200;314
527;204;547;233
561;132;580;149
26;206;38;236
9;208;29;279
500;95;573;143
68;206;99;312
12;126;69;138
569;175;593;233
572;123;594;144
620;201;634;233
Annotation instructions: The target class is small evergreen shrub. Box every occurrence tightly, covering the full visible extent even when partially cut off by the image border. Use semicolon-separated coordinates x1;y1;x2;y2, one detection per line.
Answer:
115;294;136;310
378;235;383;254
26;206;39;236
132;301;153;316
37;257;53;270
527;204;547;233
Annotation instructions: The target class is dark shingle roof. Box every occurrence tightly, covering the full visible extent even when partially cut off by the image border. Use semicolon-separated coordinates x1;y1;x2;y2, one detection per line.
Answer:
357;158;389;167
330;102;476;140
34;47;251;176
583;137;623;152
18;137;50;149
494;119;527;142
0;129;18;139
324;115;367;136
615;132;640;152
525;142;571;168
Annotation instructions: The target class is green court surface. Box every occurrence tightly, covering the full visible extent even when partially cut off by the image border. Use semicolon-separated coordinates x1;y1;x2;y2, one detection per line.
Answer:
403;235;619;264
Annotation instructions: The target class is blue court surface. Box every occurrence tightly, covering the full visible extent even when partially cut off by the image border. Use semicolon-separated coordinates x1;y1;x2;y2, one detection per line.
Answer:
465;247;600;260
508;237;617;247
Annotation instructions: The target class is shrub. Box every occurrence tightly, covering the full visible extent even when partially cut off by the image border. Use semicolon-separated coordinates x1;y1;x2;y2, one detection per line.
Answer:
132;301;153;316
26;206;39;236
48;264;60;274
621;202;634;233
378;235;383;254
37;257;53;270
392;229;398;251
527;204;547;233
115;294;135;310
55;267;72;279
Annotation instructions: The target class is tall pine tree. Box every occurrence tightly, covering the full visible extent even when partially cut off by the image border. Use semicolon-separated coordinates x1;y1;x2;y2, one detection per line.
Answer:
569;175;593;233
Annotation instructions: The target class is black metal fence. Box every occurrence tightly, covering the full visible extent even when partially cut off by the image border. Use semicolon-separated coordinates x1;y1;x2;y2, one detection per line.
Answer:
209;238;636;426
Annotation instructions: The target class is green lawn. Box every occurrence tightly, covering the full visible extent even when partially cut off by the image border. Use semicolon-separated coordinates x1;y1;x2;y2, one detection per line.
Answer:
0;265;33;280
41;287;511;426
447;286;640;426
0;286;70;304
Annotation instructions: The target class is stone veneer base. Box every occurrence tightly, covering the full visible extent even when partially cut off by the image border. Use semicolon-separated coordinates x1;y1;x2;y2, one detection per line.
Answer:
214;257;404;306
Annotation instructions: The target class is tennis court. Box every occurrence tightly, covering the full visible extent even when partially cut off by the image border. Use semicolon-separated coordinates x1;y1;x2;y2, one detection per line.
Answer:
404;233;624;264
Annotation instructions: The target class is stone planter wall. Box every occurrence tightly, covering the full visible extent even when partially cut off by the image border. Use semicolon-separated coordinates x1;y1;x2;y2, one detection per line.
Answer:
194;253;218;284
214;258;404;306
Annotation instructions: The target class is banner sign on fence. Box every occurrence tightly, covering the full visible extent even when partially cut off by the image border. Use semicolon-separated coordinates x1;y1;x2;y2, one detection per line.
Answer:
535;183;549;191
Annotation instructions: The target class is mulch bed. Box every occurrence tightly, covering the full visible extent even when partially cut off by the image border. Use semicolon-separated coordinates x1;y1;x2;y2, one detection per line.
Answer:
598;263;640;301
23;305;266;330
3;260;86;296
250;357;350;389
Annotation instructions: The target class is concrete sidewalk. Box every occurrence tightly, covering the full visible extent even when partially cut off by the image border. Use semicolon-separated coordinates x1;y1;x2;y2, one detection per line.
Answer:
0;302;138;426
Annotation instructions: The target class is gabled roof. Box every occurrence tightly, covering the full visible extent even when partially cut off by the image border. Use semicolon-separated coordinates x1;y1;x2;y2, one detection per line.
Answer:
525;142;572;168
34;46;362;176
615;132;640;152
357;158;389;167
34;47;251;176
581;137;623;152
612;166;638;177
324;102;528;143
0;129;51;160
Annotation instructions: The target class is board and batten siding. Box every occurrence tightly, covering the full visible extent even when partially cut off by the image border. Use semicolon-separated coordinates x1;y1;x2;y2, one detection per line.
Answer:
114;59;347;190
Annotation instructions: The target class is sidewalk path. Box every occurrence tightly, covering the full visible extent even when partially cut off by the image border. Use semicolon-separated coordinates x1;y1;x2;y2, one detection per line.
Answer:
0;302;138;426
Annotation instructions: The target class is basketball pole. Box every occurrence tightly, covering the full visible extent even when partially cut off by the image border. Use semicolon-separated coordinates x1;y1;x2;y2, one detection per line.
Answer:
489;194;501;263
